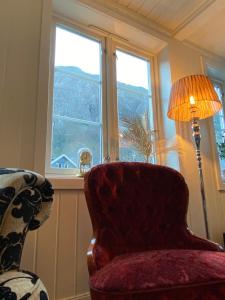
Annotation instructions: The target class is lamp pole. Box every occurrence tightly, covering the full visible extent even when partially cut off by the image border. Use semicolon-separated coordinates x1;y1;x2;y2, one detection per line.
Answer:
191;118;210;239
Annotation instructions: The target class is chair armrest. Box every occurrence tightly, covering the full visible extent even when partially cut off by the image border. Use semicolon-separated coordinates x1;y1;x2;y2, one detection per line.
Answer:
0;168;54;273
182;228;224;252
87;236;111;276
87;237;98;276
174;227;224;252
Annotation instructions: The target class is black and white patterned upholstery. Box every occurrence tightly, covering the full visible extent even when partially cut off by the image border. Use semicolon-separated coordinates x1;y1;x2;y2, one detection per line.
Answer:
0;168;54;300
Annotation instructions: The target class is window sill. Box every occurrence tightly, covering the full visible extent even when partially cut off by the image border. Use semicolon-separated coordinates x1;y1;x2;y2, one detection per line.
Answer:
47;175;84;190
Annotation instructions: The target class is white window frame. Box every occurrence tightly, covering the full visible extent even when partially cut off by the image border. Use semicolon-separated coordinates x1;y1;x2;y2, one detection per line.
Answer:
46;19;107;175
209;78;225;190
111;41;156;162
46;17;157;176
201;57;225;190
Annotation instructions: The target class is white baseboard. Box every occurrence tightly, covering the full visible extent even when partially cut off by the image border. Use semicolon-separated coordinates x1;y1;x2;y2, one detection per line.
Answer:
62;292;90;300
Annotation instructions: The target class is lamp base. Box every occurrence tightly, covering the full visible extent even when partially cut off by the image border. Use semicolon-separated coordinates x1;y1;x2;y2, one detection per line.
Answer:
191;118;210;239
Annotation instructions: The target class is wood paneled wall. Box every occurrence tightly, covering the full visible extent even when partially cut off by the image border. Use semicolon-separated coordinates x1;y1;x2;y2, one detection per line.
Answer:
21;189;92;300
0;0;43;170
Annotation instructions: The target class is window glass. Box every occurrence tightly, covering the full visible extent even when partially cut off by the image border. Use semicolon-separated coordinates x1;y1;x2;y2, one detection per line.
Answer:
116;50;153;162
47;23;155;174
213;82;225;180
51;27;103;169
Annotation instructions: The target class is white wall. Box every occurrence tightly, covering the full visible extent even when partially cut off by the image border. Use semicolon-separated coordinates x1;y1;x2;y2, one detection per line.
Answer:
158;39;225;242
0;0;44;169
157;46;180;170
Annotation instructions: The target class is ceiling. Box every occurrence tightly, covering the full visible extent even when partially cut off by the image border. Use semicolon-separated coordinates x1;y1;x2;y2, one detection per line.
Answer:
53;0;225;60
112;0;211;33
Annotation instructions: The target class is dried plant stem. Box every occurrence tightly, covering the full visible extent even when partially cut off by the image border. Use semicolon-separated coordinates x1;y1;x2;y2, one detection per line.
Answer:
121;113;178;162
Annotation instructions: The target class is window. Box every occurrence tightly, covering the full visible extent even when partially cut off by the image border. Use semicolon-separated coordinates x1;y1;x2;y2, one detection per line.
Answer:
212;80;225;182
116;50;152;162
46;23;155;174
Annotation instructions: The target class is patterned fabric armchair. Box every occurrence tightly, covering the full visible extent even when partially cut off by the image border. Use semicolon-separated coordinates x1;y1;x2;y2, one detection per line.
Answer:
84;162;225;300
0;168;54;299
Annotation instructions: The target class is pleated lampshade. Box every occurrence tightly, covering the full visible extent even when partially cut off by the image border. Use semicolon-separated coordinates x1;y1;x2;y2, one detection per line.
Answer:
167;75;222;121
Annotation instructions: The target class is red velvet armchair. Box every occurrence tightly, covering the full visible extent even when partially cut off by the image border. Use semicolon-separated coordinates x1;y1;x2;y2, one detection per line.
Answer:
84;162;225;300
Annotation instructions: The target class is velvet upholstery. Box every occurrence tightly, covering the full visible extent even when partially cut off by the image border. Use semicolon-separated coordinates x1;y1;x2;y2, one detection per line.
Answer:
90;250;225;291
84;162;225;300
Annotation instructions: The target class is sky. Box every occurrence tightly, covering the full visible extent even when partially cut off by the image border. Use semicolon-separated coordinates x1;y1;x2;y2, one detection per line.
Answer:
55;27;150;89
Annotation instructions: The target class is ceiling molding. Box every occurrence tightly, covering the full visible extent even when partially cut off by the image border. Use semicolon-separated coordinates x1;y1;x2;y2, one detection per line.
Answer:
76;0;172;42
56;0;225;60
182;40;225;65
76;0;218;42
172;0;215;36
174;0;225;41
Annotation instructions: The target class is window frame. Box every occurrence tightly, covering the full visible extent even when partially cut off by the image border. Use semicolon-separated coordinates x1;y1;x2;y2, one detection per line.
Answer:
209;77;225;190
202;57;225;190
46;20;107;175
46;17;157;176
112;42;156;162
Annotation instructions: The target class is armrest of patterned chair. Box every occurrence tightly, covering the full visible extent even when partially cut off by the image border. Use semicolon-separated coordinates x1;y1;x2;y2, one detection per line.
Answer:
0;168;54;299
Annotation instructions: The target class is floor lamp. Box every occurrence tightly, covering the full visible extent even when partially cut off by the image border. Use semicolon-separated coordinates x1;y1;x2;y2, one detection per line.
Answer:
167;75;222;239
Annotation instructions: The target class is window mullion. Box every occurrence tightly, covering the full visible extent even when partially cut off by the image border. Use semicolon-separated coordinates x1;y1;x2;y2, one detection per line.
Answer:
106;38;119;162
100;38;107;163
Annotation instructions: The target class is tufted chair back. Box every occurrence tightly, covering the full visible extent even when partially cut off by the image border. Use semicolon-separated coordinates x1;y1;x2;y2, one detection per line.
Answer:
84;162;220;272
0;168;54;274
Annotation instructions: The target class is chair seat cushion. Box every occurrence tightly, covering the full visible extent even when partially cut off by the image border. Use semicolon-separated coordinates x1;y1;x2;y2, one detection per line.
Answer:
90;249;225;293
0;270;48;299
